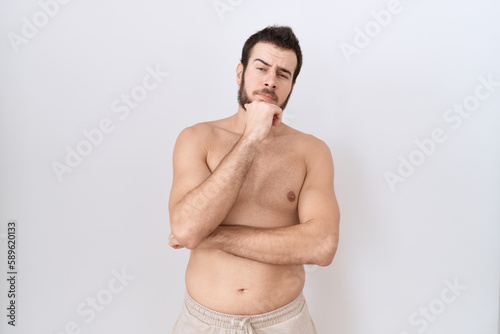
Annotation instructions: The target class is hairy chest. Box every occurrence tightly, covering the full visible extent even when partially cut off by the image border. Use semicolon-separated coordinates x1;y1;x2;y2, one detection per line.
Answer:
206;135;306;214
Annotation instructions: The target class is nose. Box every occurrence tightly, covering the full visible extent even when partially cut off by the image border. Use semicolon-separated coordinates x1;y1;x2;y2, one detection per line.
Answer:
264;73;276;89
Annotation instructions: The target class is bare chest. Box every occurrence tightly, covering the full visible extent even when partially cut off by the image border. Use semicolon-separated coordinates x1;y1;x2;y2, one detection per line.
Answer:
206;134;306;218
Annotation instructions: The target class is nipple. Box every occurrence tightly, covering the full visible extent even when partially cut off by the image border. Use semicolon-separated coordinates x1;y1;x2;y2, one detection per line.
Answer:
287;191;296;202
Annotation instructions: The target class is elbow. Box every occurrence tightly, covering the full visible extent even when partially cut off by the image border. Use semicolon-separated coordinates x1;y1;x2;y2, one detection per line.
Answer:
182;239;202;250
313;235;339;267
176;231;202;250
171;224;202;250
170;212;203;250
316;248;337;267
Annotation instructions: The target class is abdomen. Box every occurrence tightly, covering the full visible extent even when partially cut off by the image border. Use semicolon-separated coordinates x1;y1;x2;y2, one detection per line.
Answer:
185;248;305;315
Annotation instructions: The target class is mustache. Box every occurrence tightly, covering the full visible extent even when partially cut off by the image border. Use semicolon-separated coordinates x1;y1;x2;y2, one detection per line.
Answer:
254;89;277;101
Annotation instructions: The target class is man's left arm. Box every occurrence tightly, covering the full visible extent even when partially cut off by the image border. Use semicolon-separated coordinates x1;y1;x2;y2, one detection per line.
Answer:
201;138;340;266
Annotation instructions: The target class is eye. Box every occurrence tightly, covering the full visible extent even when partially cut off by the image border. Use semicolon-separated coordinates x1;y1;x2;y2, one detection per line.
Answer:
257;67;265;71
279;74;288;79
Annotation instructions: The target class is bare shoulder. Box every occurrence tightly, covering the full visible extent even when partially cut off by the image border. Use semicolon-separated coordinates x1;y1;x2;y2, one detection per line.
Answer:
171;123;211;165
175;119;224;149
282;126;334;186
174;118;235;160
179;117;234;138
177;121;215;141
281;125;333;162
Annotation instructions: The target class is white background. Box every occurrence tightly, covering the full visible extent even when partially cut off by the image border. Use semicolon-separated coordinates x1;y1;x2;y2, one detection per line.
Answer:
1;0;499;333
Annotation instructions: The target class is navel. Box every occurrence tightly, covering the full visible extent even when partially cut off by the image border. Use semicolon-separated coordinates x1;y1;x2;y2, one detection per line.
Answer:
287;191;296;202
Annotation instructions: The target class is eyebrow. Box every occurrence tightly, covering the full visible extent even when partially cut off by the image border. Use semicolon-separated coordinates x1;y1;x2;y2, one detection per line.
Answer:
253;58;292;77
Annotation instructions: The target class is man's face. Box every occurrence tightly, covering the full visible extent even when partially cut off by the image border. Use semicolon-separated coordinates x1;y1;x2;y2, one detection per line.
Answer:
237;42;297;111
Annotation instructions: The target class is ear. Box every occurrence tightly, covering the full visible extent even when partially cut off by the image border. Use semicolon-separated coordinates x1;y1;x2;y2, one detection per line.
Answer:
236;63;244;86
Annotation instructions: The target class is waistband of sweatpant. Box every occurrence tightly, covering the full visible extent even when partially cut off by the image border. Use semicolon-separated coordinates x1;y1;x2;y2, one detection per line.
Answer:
184;291;306;329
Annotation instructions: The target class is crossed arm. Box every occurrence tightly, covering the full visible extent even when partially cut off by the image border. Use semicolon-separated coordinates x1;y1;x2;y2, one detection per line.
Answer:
168;125;340;266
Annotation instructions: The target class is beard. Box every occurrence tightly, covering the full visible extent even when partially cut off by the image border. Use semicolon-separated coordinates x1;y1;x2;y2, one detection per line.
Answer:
237;68;292;111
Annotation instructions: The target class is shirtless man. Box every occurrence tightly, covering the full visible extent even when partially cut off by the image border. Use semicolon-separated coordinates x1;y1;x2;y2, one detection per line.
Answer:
169;26;340;333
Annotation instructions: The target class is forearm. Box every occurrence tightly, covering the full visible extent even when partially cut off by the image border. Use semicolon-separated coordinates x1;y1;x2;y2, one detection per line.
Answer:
204;222;338;266
171;135;259;248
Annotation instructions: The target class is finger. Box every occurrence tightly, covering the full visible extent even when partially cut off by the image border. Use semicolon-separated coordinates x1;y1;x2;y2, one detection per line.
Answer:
272;111;282;126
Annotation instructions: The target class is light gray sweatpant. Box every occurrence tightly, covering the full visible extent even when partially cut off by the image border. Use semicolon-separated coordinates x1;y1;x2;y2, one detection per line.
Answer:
172;291;317;334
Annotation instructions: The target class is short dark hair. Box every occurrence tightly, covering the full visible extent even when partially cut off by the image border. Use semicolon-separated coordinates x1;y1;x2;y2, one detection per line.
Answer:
240;26;302;84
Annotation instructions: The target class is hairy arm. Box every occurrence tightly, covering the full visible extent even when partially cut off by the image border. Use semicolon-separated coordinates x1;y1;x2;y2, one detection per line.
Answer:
169;102;283;249
169;125;259;249
201;138;340;266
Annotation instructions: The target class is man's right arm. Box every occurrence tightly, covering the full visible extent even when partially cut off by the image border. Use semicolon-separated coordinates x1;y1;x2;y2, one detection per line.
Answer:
168;125;259;249
169;101;282;249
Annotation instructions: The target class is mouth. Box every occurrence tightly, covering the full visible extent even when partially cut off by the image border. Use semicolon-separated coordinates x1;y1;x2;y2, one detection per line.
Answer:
256;93;276;102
